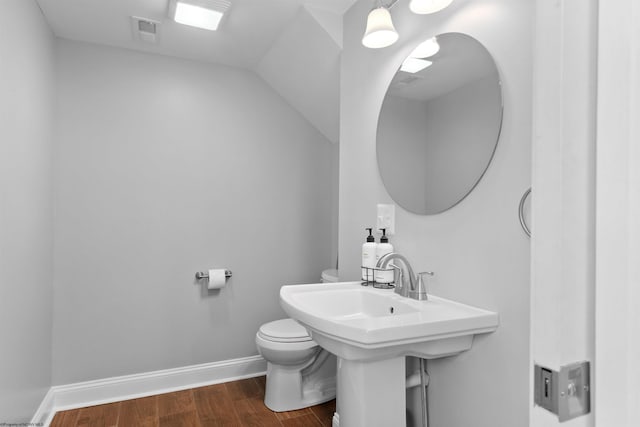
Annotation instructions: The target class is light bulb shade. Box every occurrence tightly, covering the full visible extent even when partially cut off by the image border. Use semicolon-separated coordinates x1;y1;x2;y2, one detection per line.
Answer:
410;37;440;58
362;7;399;49
409;0;453;14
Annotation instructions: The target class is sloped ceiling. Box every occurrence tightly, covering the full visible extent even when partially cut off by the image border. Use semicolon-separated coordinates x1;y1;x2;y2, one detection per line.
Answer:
257;7;341;143
36;0;355;69
37;0;352;143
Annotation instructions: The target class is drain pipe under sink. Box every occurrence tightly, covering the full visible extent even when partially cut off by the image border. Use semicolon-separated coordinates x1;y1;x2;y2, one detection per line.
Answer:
406;358;430;427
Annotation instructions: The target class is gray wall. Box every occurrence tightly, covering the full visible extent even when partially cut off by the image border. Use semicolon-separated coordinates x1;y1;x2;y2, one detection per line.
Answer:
341;0;532;426
52;40;337;384
0;0;55;422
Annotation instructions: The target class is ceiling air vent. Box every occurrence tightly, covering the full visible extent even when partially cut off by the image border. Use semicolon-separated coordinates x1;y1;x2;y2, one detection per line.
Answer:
131;16;160;44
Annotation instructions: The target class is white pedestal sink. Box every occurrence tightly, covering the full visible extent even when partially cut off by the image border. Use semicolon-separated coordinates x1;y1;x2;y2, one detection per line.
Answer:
280;282;499;427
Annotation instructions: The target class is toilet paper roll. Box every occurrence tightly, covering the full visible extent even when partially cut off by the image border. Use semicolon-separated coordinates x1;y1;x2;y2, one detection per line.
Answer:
207;269;227;290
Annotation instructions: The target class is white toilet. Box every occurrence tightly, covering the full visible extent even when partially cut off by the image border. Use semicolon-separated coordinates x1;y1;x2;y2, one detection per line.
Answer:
255;269;339;412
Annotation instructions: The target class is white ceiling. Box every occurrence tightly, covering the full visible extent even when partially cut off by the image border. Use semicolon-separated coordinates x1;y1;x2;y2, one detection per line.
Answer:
36;0;357;69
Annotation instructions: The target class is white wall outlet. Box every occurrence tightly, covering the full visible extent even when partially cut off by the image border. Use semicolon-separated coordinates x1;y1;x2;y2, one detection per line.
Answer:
376;204;396;235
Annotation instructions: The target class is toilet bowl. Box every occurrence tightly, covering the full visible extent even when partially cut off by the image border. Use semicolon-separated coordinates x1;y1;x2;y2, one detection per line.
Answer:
256;318;337;412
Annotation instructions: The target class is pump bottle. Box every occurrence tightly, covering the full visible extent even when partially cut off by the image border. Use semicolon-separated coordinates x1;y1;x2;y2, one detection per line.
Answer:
375;228;394;283
361;228;377;281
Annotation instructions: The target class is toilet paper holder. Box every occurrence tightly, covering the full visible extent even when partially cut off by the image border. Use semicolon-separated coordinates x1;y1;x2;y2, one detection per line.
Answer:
195;270;233;280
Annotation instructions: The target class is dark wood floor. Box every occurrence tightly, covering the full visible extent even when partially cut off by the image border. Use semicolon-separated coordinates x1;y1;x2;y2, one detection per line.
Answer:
50;376;335;427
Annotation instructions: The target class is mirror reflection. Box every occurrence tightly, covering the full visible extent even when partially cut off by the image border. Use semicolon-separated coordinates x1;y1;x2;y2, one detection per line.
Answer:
376;33;503;215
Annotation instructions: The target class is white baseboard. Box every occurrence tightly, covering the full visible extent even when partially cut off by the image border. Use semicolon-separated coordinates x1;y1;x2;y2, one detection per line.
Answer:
31;388;55;427
32;355;266;426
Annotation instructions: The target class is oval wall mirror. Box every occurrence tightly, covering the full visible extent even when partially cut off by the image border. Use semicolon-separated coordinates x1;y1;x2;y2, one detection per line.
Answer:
376;32;503;215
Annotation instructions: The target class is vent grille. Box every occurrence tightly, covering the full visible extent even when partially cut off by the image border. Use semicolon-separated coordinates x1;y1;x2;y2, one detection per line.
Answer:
131;16;160;43
137;20;156;34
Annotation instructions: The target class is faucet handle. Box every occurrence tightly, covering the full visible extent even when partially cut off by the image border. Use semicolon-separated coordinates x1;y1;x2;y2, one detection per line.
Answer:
411;271;434;301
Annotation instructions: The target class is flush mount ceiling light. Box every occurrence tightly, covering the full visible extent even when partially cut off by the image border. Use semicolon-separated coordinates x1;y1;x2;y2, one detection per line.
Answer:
409;37;440;58
362;4;399;49
170;0;231;31
400;57;432;73
409;0;454;14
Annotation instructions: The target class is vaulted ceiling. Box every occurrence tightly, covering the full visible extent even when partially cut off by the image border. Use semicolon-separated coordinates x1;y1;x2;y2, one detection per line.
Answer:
36;0;355;69
37;0;350;143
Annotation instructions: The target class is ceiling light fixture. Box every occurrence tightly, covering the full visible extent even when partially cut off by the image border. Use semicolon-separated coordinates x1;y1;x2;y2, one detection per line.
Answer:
170;0;231;31
409;37;440;58
362;2;399;49
400;57;432;73
409;0;453;15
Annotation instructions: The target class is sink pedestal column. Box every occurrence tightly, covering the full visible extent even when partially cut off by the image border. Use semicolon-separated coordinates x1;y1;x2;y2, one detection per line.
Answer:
336;356;405;427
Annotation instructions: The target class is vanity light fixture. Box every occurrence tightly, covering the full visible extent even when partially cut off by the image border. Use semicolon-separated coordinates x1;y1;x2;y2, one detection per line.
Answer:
170;0;231;31
362;1;399;49
409;0;453;14
400;57;432;73
362;0;452;49
409;36;440;58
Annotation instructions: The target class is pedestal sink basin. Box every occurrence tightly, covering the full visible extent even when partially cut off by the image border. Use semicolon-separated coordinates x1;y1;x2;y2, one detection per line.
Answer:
280;282;499;427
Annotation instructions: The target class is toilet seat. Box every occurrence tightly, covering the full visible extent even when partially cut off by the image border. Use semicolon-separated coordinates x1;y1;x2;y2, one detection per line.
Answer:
258;319;312;343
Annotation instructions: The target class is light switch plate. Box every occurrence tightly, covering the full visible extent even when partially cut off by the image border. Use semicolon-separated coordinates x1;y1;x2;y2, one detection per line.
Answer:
376;204;395;235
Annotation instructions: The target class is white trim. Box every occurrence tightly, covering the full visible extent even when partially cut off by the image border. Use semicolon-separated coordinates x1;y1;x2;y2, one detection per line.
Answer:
595;0;640;425
530;0;597;425
31;388;55;427
32;355;266;425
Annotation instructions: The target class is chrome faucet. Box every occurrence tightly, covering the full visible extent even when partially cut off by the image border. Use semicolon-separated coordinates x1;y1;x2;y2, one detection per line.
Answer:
376;252;434;300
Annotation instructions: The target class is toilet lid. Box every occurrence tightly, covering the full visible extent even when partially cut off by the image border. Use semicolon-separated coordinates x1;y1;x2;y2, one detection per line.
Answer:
259;319;312;343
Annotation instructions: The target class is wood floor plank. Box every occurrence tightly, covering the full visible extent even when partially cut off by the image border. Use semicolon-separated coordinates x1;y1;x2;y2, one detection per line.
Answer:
254;376;266;394
157;389;196;417
78;406;105;427
309;400;336;426
76;402;121;427
118;396;158;427
159;410;201;427
49;375;335;427
103;402;121;427
193;383;242;427
50;409;80;427
274;407;313;421
231;396;281;427
225;378;261;401
280;413;323;427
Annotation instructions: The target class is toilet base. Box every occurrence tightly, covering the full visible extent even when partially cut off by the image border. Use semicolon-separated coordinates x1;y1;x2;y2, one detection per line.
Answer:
264;361;336;412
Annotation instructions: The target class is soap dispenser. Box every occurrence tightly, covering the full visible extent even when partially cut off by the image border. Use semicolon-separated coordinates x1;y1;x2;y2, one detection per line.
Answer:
375;228;394;283
362;228;377;282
